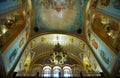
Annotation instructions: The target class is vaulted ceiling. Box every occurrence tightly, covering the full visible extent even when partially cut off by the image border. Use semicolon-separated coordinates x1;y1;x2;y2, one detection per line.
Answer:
0;0;120;77
32;0;87;33
17;33;102;73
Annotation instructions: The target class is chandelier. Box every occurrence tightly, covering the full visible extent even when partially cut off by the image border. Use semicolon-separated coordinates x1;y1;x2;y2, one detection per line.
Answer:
0;25;8;37
49;36;67;64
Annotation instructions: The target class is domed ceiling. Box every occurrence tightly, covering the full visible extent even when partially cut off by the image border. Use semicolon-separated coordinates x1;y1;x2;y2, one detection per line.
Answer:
32;0;87;33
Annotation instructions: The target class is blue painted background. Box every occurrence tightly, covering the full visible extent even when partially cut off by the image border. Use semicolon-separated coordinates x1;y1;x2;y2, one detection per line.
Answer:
0;0;22;11
32;0;87;33
84;0;118;74
89;32;117;74
97;0;120;16
2;25;30;74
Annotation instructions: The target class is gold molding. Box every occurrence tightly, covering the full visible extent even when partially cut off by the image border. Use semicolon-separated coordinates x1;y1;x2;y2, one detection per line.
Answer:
28;31;87;43
30;51;84;68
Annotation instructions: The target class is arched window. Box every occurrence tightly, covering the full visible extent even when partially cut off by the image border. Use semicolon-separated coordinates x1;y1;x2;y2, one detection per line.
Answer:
42;66;51;77
63;66;72;77
53;66;61;77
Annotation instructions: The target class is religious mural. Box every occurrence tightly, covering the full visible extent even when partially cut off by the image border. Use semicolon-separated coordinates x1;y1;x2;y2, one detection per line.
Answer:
84;0;118;74
14;49;35;72
92;12;120;51
15;34;102;73
89;32;117;74
2;25;30;74
32;0;87;33
78;41;102;72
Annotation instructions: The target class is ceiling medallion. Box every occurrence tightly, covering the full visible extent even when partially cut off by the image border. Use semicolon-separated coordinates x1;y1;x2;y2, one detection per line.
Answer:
49;36;67;64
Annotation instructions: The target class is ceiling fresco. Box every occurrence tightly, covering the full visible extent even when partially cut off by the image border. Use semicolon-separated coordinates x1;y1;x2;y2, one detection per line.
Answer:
32;0;87;33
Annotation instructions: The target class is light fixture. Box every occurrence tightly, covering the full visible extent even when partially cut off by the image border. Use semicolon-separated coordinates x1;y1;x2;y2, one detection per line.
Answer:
50;36;67;64
0;24;8;37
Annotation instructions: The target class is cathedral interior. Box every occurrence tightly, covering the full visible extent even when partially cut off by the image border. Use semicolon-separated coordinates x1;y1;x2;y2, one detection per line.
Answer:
0;0;120;78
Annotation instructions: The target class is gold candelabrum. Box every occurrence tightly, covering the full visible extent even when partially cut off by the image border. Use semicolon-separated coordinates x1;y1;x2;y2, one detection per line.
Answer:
50;36;67;65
